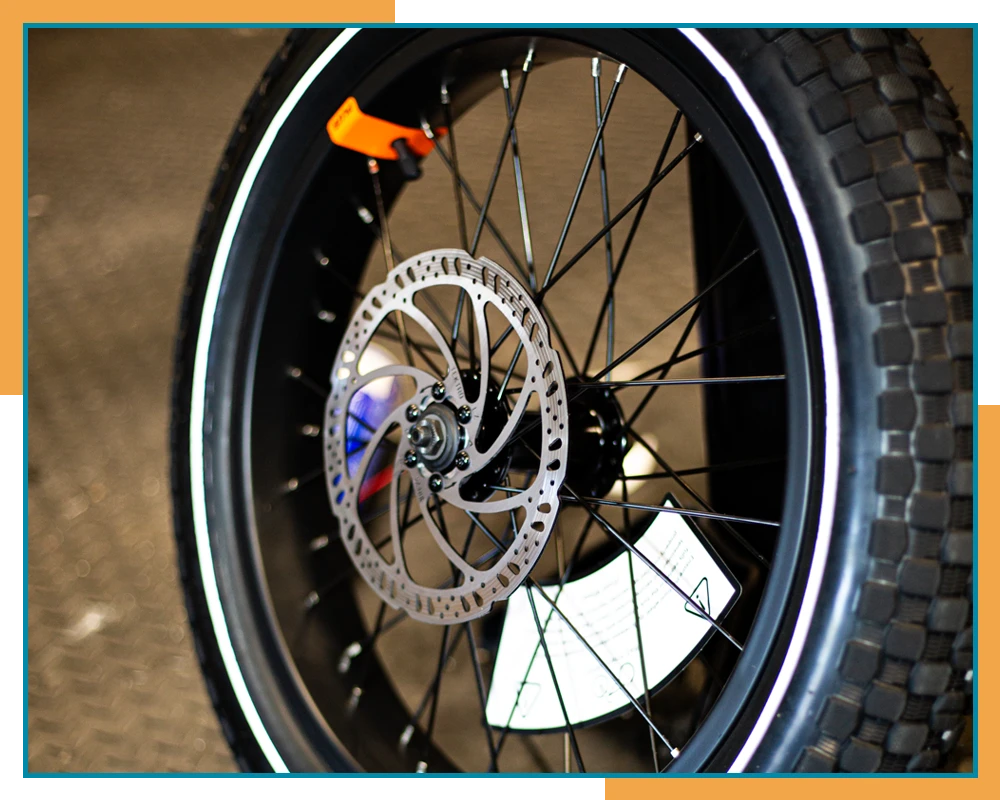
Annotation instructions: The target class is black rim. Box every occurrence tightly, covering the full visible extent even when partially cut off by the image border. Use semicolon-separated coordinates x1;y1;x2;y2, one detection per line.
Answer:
201;28;826;773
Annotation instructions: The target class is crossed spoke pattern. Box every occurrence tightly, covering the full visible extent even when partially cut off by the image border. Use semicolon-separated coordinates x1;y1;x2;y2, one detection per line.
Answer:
293;46;791;774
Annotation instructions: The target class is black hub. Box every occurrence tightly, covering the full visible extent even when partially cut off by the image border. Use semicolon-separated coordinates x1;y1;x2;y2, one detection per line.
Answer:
458;370;513;502
563;380;627;498
507;378;627;499
454;371;628;502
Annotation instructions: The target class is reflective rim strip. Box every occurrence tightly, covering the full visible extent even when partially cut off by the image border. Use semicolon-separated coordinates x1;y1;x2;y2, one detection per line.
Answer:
189;28;361;774
676;28;841;773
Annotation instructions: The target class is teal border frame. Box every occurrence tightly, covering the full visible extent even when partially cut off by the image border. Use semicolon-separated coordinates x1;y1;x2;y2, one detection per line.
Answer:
7;7;988;788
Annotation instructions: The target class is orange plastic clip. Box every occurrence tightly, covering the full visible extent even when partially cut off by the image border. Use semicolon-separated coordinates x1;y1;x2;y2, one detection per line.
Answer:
326;96;445;160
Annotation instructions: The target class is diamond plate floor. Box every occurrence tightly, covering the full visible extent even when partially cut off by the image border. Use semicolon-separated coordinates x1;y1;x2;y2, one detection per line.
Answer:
26;27;972;774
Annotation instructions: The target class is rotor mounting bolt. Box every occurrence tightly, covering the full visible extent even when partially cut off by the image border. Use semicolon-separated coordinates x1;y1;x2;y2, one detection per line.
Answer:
457;405;472;424
455;451;470;471
404;449;419;468
406;404;421;422
432;381;447;400
428;473;444;493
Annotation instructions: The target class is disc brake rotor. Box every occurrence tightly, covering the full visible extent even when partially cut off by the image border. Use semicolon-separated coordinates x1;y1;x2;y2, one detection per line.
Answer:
323;249;569;624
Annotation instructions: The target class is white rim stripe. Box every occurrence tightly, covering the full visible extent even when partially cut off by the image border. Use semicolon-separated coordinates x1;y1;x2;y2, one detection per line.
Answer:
677;28;842;773
188;28;360;774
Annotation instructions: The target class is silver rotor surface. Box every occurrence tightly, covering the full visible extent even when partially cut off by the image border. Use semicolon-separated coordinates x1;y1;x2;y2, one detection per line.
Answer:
323;249;569;624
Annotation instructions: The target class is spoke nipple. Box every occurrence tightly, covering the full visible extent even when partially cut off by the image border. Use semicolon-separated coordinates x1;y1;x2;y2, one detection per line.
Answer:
318;309;336;323
337;642;361;675
670;746;681;759
432;381;447;400
347;685;363;712
694;131;704;143
367;158;379;175
286;366;302;379
440;83;451;104
285;477;300;492
355;204;374;225
457;405;472;424
406;404;421;422
303;590;320;610
337;641;362;673
455;451;470;471
309;534;329;552
301;424;320;437
501;68;510;89
591;57;601;78
399;724;415;748
523;47;536;73
615;63;628;83
312;248;330;266
404;449;419;468
415;760;428;773
428;474;444;493
419;117;435;140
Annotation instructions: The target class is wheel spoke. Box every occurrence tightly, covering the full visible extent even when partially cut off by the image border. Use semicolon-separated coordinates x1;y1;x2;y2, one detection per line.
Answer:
622;479;659;770
502;68;537;291
368;158;415;368
542;63;627;289
624;217;749;427
538;134;701;297
470;48;535;254
421;118;532;287
556;478;745;651
465;623;500;772
524;588;586;772
623;424;772;567
528;579;679;758
591;58;616;375
418;626;453;771
563;492;779;529
564;375;786;390
582;111;682;377
440;84;469;252
625;315;777;385
589;247;760;383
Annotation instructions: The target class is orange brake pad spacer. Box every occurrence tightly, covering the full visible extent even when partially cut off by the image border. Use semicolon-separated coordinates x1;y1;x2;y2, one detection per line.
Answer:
327;96;445;160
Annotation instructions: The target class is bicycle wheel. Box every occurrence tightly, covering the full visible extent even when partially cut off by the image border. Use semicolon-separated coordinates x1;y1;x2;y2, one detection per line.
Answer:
171;27;973;773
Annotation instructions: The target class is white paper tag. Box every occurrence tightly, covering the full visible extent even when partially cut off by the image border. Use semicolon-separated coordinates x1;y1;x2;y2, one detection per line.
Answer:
485;497;739;731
